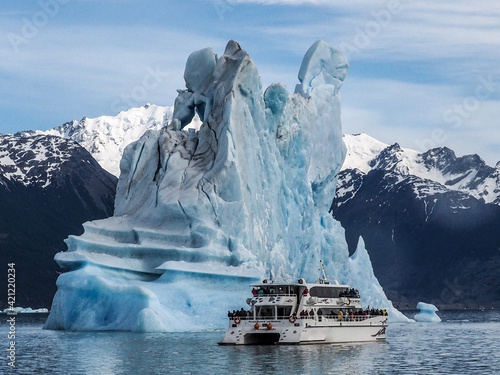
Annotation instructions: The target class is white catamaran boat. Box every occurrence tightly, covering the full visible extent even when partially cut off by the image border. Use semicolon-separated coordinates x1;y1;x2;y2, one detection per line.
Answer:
220;267;388;345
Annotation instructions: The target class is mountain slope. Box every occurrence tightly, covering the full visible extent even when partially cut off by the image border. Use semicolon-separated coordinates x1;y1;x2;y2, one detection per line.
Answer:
333;133;500;308
0;134;117;309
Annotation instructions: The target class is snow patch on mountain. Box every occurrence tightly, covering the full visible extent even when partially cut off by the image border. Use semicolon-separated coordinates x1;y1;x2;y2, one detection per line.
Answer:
0;134;81;188
341;133;387;173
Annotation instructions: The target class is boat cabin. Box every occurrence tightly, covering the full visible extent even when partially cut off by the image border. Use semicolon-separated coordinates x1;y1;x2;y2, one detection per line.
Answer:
245;279;361;321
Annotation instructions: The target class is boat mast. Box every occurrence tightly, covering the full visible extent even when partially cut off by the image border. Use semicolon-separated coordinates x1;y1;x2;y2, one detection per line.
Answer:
319;260;329;284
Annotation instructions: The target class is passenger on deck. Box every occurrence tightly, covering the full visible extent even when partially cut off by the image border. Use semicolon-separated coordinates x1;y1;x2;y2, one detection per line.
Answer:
252;288;258;296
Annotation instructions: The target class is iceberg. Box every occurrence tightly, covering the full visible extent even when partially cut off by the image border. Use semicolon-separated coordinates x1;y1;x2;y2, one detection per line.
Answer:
45;40;405;332
414;302;441;322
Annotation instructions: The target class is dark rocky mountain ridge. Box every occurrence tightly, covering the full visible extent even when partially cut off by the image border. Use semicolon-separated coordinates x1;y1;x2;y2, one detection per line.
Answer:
333;134;500;309
0;134;117;309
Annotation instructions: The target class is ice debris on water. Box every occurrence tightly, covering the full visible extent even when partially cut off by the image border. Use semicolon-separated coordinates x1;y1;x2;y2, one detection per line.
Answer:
414;302;441;323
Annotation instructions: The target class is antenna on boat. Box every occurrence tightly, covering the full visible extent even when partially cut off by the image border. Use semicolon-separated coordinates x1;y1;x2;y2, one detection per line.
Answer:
319;260;329;284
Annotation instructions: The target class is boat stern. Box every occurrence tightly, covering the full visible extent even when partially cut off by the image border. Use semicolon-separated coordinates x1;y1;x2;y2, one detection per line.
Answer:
219;319;302;345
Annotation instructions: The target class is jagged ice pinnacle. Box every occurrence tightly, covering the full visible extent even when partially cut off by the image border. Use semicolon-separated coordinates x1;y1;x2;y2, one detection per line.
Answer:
44;40;405;332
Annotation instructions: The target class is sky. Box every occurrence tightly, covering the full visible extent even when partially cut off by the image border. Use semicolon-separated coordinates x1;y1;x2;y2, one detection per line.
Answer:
1;0;500;165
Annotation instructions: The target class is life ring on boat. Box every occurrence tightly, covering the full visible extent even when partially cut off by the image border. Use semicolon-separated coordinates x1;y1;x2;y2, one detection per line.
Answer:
233;316;241;324
289;315;297;323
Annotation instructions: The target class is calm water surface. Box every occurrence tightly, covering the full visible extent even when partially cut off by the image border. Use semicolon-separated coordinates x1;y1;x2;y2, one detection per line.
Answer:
1;310;499;374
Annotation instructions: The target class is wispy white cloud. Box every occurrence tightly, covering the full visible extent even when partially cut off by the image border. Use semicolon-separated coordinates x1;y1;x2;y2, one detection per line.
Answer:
220;0;500;101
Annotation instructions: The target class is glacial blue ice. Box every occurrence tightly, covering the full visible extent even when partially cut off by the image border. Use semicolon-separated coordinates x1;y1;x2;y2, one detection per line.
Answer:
44;40;407;332
414;302;441;323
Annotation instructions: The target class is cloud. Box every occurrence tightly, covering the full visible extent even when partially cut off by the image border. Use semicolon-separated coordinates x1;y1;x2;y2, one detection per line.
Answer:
219;0;500;63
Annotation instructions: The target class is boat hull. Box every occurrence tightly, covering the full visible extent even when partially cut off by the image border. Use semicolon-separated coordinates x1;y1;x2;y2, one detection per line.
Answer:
219;316;388;345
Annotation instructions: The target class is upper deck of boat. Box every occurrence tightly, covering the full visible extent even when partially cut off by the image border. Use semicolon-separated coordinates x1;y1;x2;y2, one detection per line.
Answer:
251;278;350;290
250;279;357;299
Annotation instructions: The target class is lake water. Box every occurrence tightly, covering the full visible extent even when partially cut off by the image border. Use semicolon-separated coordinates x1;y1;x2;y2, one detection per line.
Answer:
2;310;499;374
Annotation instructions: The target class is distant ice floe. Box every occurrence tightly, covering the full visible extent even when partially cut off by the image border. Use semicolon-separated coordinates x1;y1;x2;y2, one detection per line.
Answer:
414;302;441;322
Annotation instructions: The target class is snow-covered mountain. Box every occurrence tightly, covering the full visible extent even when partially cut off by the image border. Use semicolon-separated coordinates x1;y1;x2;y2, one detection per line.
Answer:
19;104;204;177
333;133;500;308
44;40;404;332
341;133;500;205
0;134;117;309
18;105;174;177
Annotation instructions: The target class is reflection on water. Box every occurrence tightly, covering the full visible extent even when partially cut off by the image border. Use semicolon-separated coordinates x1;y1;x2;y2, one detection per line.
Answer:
221;342;389;375
1;311;499;374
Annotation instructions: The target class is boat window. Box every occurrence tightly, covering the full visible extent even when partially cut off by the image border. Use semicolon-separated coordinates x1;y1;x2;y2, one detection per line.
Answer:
256;306;274;318
277;307;292;318
257;285;292;295
318;308;337;316
309;287;339;298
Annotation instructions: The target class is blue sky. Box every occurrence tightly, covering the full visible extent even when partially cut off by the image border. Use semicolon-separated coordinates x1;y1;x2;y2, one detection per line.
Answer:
1;0;500;164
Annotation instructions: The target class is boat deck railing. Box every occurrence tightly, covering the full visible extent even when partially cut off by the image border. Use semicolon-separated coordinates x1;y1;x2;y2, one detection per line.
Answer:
228;314;385;322
298;314;384;322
